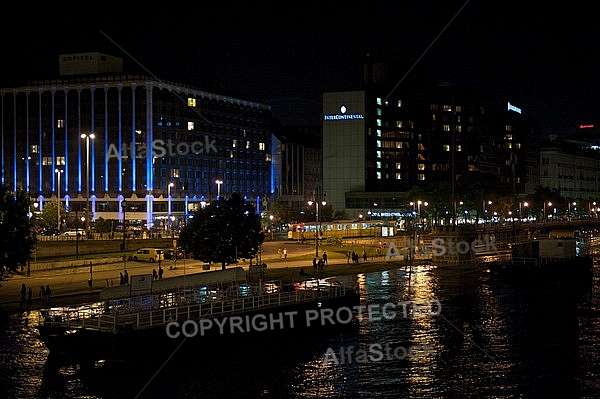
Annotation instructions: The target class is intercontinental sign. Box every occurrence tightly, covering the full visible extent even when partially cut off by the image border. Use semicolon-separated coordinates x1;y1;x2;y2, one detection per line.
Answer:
324;105;364;121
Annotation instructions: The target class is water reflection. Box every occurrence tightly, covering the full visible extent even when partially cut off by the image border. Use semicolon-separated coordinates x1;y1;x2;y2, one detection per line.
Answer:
1;258;598;398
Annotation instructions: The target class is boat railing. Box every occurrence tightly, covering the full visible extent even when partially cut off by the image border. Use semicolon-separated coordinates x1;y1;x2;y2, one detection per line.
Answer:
39;285;352;334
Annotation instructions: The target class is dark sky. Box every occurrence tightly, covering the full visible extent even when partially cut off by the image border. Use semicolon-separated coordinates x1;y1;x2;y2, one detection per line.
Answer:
3;3;599;133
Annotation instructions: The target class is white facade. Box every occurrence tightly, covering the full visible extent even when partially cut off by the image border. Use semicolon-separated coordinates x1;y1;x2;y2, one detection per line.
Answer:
322;91;366;212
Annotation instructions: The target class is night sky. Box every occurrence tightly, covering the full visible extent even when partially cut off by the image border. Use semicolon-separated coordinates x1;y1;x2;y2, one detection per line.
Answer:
3;3;599;133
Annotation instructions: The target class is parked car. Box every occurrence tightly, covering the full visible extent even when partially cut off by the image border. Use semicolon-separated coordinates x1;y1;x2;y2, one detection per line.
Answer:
164;248;184;260
132;248;164;262
63;229;85;237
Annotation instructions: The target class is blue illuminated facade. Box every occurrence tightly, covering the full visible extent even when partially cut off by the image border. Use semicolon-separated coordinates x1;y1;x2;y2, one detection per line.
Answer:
1;60;273;229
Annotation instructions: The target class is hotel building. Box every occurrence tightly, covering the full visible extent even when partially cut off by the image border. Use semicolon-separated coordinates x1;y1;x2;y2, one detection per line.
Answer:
0;52;273;230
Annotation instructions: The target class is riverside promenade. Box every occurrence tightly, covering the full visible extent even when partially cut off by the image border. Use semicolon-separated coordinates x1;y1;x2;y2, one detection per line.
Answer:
0;239;418;315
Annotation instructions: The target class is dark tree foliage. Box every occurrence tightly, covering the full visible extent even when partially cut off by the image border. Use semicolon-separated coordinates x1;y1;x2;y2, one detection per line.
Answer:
178;193;264;270
0;184;37;272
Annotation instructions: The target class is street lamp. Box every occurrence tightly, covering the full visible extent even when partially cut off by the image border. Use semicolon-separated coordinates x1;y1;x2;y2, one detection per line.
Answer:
483;200;492;231
81;133;95;237
121;200;127;251
55;168;63;232
308;199;326;257
519;201;529;221
543;201;552;223
568;201;576;220
215;179;223;199
269;215;274;241
167;182;174;216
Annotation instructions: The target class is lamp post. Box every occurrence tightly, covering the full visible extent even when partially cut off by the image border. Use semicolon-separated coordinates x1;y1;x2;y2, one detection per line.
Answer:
568;201;576;221
215;179;223;199
55;168;63;232
543;201;552;223
269;215;274;241
121;200;127;251
483;200;492;231
308;199;326;257
81;133;95;237
167;182;174;216
519;201;528;221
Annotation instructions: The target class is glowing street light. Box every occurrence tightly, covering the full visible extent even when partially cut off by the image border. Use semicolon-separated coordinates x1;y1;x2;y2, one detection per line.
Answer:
544;201;553;223
215;179;223;199
308;199;326;257
167;182;174;216
55;168;63;232
269;214;274;241
81;133;95;237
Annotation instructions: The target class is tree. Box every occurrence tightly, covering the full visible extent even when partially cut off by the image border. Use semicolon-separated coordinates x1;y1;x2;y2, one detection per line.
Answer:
178;193;264;270
0;184;37;272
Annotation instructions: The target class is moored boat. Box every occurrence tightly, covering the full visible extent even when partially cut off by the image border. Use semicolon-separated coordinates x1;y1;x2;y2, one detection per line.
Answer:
489;237;593;281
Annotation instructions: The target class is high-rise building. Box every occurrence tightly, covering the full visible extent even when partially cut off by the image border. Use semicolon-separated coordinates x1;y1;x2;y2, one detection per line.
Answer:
1;52;273;230
323;63;539;216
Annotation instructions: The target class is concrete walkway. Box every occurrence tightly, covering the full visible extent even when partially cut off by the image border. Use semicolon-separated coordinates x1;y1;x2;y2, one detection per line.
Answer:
0;240;406;314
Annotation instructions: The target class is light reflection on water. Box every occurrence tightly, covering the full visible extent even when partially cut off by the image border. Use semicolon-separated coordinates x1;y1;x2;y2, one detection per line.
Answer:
1;259;599;398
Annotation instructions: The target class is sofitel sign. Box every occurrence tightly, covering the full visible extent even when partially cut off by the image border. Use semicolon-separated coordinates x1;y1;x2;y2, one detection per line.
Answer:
324;105;364;121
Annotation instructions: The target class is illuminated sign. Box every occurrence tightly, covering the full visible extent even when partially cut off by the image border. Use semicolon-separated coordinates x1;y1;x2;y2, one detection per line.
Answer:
324;104;364;121
579;124;595;129
507;102;522;114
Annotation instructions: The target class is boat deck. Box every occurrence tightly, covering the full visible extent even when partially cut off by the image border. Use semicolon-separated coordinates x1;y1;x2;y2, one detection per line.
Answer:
38;284;355;335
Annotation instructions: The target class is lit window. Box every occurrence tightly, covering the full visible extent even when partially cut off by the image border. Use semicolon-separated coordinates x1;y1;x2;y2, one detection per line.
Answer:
396;121;403;128
56;156;65;165
443;105;452;112
377;119;382;127
187;98;196;107
377;172;382;179
377;161;382;169
396;173;402;180
377;129;382;137
456;145;462;151
233;139;238;148
258;142;265;151
455;105;462;112
377;109;382;116
187;121;194;131
376;140;382;148
397;100;402;107
377;151;382;158
443;125;450;132
31;145;39;154
456;125;462;132
418;174;425;181
418;164;425;170
443;145;450;151
396;142;403;149
396;162;401;169
377;98;382;105
246;141;251;149
57;119;64;128
171;169;180;178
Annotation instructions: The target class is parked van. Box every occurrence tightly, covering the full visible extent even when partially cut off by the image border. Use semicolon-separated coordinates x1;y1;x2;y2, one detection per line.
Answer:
132;248;164;262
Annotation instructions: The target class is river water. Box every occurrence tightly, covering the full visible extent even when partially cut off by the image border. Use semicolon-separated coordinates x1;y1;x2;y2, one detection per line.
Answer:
1;259;599;398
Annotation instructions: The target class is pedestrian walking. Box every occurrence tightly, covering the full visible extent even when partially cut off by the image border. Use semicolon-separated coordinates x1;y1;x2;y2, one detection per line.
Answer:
347;252;351;264
123;269;129;285
45;285;51;305
152;268;158;280
363;249;367;262
39;285;46;306
322;251;328;264
20;283;26;307
119;272;124;285
26;287;32;313
158;266;164;279
313;257;318;272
